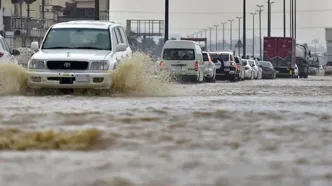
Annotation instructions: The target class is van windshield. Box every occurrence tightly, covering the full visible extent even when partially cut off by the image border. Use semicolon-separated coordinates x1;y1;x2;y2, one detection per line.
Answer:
163;49;195;60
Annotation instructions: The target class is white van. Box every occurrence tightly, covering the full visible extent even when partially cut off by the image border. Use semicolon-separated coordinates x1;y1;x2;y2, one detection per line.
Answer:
160;40;205;82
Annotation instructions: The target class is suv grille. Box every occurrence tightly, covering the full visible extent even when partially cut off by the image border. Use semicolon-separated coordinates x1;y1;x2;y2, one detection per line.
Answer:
47;61;89;70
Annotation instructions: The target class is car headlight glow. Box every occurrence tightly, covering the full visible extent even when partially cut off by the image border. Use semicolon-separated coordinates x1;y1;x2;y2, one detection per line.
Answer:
28;59;46;69
90;60;109;70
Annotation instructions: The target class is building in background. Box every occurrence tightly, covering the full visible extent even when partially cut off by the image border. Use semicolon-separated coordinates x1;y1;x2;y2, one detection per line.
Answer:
0;0;109;48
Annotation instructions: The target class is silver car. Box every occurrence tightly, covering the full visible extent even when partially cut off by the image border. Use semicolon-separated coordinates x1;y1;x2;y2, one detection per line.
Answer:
242;59;254;79
202;51;216;82
248;59;262;79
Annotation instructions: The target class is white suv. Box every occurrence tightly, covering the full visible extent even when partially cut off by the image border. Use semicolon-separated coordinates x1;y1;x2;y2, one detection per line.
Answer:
28;20;132;89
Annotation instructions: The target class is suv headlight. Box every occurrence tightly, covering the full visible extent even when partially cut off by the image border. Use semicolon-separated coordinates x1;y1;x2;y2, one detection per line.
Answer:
28;59;46;69
90;60;109;70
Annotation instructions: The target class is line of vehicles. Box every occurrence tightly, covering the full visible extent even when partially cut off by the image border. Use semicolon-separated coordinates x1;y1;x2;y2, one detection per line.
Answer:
157;36;313;83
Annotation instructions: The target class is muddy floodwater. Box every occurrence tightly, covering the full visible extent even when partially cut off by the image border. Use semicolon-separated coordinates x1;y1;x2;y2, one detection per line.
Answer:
1;72;332;185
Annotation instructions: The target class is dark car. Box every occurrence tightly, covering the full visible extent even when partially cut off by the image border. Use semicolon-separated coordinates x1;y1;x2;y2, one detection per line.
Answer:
257;61;277;79
208;52;238;82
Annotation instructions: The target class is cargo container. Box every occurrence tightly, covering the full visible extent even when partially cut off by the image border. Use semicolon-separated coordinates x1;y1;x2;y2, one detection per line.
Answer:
263;37;310;78
263;37;295;77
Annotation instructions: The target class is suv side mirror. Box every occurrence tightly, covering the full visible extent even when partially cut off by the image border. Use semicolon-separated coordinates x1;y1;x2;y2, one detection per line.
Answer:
115;43;127;52
11;49;20;56
31;41;39;51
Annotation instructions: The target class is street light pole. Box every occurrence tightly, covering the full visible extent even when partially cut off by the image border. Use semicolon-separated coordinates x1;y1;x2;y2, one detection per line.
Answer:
266;0;275;37
236;16;242;56
209;27;213;51
283;0;286;37
290;0;293;37
256;5;264;60
243;0;247;57
164;0;169;42
220;22;227;50
250;12;257;57
267;0;270;36
294;0;297;39
214;24;219;51
228;19;234;51
95;0;99;20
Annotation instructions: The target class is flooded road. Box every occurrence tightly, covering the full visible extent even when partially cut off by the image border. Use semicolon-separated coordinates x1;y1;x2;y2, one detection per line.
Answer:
0;72;332;185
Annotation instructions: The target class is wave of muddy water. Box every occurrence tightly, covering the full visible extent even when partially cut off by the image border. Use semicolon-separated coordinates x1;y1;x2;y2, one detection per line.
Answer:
0;53;331;185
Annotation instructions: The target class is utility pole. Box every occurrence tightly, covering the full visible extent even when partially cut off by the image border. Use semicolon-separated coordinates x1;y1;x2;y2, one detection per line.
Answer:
243;0;247;57
290;0;293;37
228;19;234;51
214;24;219;51
95;0;99;20
250;12;257;57
294;0;297;39
164;0;169;42
283;0;286;37
41;0;45;21
26;1;31;46
236;16;242;56
267;0;270;36
256;5;264;60
266;1;275;37
209;27;213;51
220;22;227;50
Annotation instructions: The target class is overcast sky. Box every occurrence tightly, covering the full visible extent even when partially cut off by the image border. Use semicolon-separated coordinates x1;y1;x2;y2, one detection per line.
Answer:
110;0;331;46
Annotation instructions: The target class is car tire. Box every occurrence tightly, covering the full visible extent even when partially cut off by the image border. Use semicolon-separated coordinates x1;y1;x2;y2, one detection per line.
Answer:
228;75;236;82
205;75;216;83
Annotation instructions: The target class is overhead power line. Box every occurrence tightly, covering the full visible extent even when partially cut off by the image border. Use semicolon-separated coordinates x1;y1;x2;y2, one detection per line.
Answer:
111;9;332;15
172;26;329;31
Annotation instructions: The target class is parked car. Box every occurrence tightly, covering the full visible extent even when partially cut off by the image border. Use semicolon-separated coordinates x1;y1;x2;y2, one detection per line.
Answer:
208;51;238;82
234;56;245;81
202;51;216;82
242;59;254;79
257;61;277;79
161;40;205;83
248;59;262;79
0;34;20;65
27;20;132;89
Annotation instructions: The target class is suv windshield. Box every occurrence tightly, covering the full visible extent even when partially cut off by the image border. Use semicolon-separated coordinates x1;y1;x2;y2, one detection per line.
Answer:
209;53;230;62
42;28;111;50
163;49;195;60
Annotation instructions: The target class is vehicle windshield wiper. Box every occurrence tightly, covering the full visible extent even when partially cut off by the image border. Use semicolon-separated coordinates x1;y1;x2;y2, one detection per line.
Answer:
43;46;71;49
74;46;106;50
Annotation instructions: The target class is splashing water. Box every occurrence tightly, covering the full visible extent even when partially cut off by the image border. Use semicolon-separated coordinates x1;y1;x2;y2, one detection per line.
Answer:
110;52;175;96
0;53;176;96
0;63;27;96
